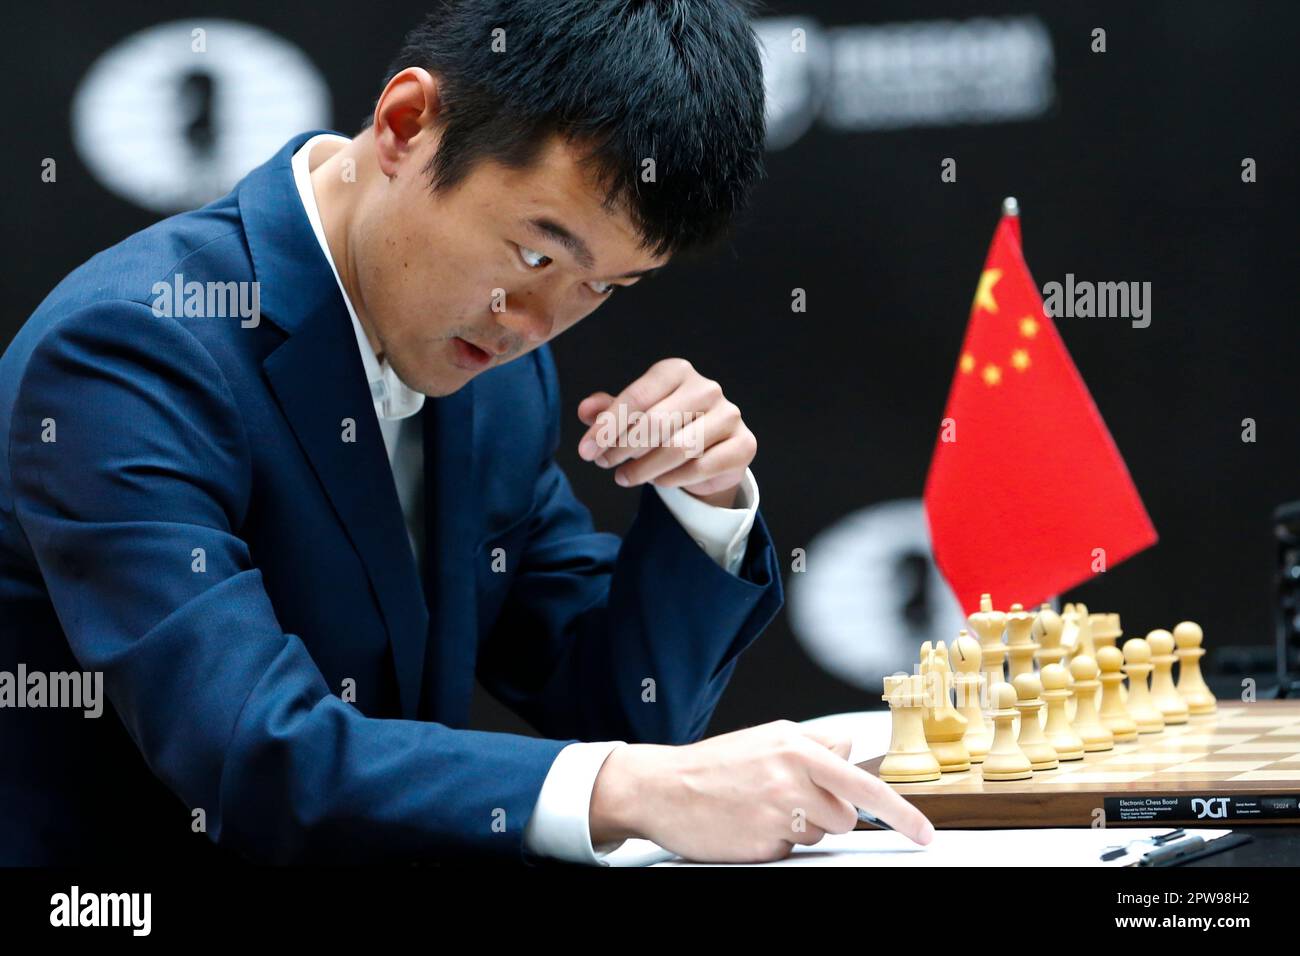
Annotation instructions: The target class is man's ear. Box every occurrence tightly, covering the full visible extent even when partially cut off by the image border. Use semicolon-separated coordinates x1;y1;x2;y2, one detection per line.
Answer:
372;67;444;179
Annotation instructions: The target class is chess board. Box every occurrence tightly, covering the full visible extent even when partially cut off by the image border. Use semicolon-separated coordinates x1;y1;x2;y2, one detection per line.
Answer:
856;700;1300;828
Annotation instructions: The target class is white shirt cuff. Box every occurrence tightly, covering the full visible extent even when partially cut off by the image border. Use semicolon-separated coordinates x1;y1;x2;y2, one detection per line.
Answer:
652;467;758;576
523;740;629;865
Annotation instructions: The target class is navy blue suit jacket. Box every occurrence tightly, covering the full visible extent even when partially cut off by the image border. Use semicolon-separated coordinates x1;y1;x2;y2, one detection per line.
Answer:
0;131;782;865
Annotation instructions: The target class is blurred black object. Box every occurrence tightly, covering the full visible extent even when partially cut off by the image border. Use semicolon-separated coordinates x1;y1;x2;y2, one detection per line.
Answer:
1276;502;1300;697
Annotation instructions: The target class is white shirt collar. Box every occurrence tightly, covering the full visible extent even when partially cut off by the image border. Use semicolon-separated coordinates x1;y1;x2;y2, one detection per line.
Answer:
290;133;425;421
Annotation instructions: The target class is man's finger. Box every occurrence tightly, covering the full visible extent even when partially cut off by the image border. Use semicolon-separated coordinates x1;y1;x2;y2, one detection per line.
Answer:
801;747;935;846
597;382;730;469
577;392;615;428
607;402;735;483
632;434;751;493
799;728;854;761
576;359;693;461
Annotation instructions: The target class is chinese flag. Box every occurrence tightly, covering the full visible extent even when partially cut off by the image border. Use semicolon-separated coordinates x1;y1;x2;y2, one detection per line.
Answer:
923;202;1157;614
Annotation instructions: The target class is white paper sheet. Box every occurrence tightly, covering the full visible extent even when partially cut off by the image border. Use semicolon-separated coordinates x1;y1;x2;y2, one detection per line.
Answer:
602;828;1236;867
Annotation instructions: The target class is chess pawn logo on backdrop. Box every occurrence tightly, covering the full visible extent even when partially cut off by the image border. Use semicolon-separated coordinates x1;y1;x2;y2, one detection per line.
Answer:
1146;629;1189;724
1095;646;1139;742
1173;621;1216;715
981;682;1034;781
1068;655;1114;752
1121;637;1166;733
1005;603;1039;682
951;631;990;763
1012;673;1059;771
1039;663;1085;760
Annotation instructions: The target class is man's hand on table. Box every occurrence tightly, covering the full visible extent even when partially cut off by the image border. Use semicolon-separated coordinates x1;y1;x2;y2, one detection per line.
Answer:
588;721;936;863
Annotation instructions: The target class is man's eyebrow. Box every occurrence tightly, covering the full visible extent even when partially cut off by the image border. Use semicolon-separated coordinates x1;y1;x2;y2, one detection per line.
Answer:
525;217;664;280
526;217;596;271
613;265;663;280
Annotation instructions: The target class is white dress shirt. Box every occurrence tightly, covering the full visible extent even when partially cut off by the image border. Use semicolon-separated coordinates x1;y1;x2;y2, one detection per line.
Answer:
291;133;759;864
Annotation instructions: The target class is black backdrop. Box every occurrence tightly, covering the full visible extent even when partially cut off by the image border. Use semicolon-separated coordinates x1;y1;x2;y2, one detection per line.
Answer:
4;1;1298;736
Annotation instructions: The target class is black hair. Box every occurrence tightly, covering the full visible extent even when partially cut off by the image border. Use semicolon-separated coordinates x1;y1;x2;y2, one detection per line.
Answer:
369;0;768;258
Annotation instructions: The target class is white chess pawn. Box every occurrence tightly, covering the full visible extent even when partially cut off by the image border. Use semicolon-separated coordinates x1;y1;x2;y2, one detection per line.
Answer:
879;674;942;783
982;683;1033;781
921;642;970;773
1013;673;1058;771
951;631;989;763
1173;621;1217;715
1146;629;1189;724
1121;638;1166;734
1069;655;1114;752
1096;646;1138;742
1092;613;1127;702
1040;663;1085;760
1005;603;1039;682
968;593;1008;697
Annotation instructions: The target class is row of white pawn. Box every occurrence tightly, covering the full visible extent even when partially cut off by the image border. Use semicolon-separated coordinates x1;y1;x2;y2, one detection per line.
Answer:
879;593;1216;783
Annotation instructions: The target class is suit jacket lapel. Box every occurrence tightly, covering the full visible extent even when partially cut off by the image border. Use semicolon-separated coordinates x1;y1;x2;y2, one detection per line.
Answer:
243;131;428;720
263;309;429;720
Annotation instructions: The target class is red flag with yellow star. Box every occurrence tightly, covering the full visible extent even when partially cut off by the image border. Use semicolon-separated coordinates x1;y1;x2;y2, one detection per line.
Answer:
923;202;1157;614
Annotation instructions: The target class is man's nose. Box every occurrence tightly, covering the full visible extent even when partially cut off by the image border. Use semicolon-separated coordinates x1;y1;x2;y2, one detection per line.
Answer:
494;295;554;348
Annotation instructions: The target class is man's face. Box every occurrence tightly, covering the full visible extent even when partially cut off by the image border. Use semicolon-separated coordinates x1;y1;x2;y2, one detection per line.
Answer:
351;130;669;397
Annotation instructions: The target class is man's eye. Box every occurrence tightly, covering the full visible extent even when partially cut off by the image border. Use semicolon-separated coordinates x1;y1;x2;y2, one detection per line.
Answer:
586;280;617;296
518;245;552;269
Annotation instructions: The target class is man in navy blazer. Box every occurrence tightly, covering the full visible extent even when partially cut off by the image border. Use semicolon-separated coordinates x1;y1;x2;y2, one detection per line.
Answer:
0;2;932;866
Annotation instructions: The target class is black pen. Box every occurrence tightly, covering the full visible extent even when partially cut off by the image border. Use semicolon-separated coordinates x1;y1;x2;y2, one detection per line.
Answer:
1138;835;1206;867
856;807;894;831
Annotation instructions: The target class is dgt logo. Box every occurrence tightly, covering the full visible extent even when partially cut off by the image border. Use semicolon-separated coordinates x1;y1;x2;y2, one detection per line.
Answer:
1191;797;1230;819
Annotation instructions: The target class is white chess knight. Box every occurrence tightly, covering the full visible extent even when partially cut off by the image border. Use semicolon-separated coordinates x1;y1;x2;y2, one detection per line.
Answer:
951;631;989;763
1032;604;1066;670
920;641;970;773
